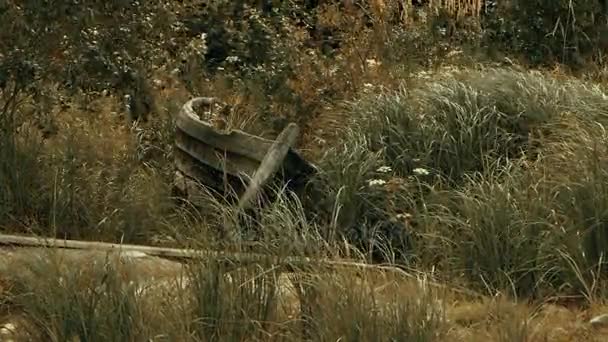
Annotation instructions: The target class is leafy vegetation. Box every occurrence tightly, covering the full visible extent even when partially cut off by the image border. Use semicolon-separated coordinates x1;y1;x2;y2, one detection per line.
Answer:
2;0;608;340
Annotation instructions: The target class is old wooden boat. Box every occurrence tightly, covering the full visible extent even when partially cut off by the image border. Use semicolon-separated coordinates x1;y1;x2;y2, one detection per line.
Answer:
173;97;316;210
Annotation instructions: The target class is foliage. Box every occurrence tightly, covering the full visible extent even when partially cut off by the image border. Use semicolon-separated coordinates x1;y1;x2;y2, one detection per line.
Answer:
3;2;608;338
483;0;608;67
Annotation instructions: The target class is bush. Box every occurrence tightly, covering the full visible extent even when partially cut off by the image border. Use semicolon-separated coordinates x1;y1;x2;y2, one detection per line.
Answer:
483;0;608;67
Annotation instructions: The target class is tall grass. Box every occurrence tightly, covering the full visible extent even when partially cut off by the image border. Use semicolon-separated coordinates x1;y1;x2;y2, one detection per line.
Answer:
0;89;182;243
1;247;455;341
319;67;608;298
5;250;163;341
0;74;45;229
4;67;608;339
295;270;447;341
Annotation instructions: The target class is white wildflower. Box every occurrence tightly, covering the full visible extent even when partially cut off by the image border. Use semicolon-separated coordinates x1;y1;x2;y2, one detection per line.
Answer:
415;71;431;80
376;166;392;173
446;49;463;58
396;213;413;220
368;179;386;187
226;56;240;63
416;8;428;23
366;58;381;68
413;168;430;176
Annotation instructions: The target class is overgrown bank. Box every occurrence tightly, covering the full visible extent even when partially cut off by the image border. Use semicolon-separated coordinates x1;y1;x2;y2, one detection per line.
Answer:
2;1;608;340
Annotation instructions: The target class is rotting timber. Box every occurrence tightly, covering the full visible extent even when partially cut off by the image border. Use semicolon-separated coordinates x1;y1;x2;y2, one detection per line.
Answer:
173;97;317;211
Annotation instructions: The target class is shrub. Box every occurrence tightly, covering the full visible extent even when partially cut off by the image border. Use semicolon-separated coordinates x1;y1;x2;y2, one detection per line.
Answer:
483;0;608;67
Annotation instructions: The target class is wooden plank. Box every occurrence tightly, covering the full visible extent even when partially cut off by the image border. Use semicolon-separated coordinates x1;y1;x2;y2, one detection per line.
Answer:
174;153;243;196
174;129;260;178
237;123;300;211
177;97;273;162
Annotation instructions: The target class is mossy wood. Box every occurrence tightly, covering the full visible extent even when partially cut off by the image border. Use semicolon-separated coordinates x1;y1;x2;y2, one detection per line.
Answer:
174;97;316;205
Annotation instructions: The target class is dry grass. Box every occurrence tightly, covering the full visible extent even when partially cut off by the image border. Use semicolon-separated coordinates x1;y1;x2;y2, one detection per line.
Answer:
4;63;608;341
429;0;484;18
2;1;608;341
1;248;608;341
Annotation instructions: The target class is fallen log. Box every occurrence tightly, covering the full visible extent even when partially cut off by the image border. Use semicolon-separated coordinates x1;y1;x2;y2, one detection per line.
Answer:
0;233;215;261
0;233;483;298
